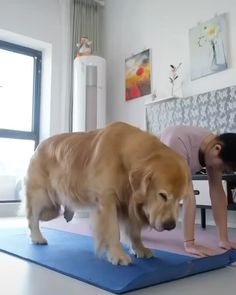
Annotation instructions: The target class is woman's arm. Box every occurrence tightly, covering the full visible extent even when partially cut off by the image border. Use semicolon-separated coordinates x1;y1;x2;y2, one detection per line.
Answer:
207;167;236;249
182;180;216;256
182;181;196;243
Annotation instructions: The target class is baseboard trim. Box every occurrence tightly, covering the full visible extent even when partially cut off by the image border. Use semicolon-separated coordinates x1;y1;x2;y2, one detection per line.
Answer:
0;202;21;217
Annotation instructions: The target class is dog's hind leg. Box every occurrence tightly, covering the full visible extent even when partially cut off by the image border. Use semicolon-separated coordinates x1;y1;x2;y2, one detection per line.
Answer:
26;188;58;244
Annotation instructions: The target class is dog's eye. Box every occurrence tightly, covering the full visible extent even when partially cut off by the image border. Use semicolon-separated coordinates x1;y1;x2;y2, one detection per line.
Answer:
159;192;168;202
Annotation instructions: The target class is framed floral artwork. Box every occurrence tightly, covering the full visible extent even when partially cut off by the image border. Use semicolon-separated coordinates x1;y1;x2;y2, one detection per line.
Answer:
125;49;151;101
189;13;229;80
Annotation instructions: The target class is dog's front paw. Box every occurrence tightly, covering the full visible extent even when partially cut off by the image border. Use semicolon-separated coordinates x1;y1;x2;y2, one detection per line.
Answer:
107;248;132;265
31;235;48;245
130;246;154;258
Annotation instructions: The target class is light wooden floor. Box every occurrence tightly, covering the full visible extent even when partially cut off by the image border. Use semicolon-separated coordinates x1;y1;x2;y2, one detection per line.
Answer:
0;217;236;295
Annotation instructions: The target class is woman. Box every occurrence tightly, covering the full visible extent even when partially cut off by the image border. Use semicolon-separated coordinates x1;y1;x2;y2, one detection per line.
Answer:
160;125;236;256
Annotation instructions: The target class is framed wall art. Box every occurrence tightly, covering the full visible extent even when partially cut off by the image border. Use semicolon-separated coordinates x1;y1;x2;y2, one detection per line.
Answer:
125;49;151;101
189;13;229;80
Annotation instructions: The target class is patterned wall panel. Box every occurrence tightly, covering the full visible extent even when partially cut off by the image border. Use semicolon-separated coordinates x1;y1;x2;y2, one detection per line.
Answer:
146;85;236;135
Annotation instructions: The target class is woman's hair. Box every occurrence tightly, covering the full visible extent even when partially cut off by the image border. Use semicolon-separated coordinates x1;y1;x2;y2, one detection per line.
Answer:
217;133;236;171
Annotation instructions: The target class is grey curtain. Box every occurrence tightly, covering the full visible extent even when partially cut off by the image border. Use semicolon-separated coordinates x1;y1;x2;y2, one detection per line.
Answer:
72;0;101;58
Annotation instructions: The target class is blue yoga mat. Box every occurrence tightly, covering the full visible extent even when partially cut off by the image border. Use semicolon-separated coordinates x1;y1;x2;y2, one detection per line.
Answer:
0;228;235;294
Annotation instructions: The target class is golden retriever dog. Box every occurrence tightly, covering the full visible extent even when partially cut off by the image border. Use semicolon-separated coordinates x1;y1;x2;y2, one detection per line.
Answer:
26;122;189;265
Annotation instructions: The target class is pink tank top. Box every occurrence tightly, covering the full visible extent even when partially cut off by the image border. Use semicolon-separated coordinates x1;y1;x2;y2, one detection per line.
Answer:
160;126;212;175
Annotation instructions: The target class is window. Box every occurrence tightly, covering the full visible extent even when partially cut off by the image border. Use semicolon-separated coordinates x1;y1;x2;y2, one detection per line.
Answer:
0;40;41;204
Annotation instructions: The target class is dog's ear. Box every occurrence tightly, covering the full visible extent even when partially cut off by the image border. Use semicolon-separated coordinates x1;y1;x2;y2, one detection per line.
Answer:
129;169;152;203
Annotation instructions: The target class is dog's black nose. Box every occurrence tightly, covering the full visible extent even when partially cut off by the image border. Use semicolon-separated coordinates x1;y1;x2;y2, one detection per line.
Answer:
163;220;176;231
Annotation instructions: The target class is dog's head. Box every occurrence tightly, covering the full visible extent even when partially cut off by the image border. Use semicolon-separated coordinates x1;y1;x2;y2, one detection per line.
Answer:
129;155;189;231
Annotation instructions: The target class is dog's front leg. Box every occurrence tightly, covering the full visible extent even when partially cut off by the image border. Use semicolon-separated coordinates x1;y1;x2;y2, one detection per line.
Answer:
125;222;154;258
93;196;132;265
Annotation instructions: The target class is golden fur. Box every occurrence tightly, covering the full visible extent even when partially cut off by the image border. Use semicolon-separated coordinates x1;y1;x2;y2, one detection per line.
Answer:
26;122;189;265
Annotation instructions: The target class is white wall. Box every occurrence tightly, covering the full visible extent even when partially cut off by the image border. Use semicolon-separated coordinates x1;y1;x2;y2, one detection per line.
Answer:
103;0;236;129
0;0;72;139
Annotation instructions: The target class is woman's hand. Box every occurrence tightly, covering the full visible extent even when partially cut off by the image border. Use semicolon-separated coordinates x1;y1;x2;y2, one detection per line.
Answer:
219;240;236;250
184;240;218;256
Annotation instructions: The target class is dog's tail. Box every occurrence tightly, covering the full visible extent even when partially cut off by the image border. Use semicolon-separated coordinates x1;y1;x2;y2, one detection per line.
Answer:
24;197;61;221
19;178;71;222
39;206;61;221
23;184;61;221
